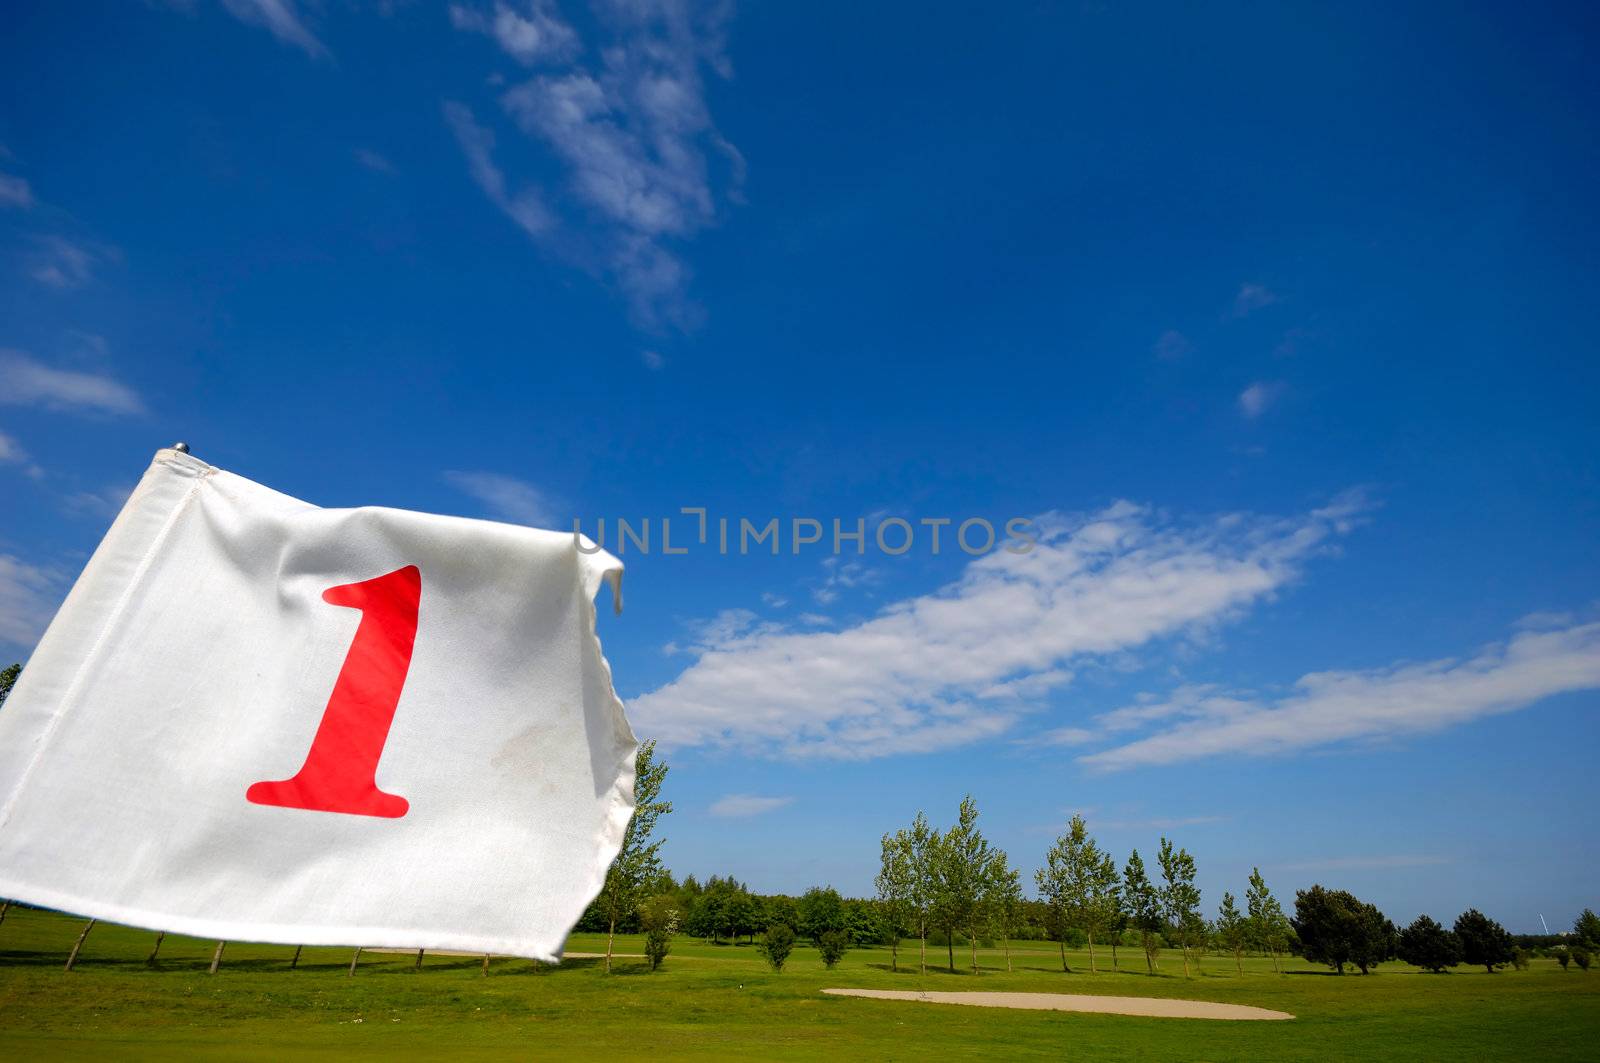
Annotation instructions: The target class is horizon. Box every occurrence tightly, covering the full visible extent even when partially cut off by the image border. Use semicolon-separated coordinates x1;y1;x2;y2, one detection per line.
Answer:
2;1;1597;934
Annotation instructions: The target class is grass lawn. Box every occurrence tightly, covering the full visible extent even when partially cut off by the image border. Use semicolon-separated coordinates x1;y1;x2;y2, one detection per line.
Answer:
1;908;1595;1059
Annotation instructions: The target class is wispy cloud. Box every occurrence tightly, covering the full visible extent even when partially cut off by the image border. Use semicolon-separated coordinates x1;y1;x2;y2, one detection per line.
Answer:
709;794;794;818
450;0;742;326
29;236;111;289
1093;813;1227;831
1231;282;1278;317
631;494;1367;760
353;147;397;174
442;469;556;527
1152;329;1191;360
0;172;33;209
1237;380;1284;419
641;349;665;371
1079;619;1600;771
219;0;327;58
0;555;61;650
64;483;135;519
0;352;144;416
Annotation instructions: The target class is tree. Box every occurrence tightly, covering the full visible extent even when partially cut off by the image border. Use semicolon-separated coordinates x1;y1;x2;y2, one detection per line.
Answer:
1557;949;1570;971
1123;850;1163;973
818;929;850;969
934;795;996;973
1396;915;1462;973
986;854;1023;973
1245;868;1285;972
798;886;847;943
875;831;913;971
639;894;680;971
759;924;796;972
1454;909;1514;973
1292;885;1394;974
1217;892;1248;975
1574;909;1600;951
1085;849;1122;975
596;740;671;973
0;663;19;707
1036;823;1076;973
906;813;938;975
1572;948;1591;971
1157;838;1203;979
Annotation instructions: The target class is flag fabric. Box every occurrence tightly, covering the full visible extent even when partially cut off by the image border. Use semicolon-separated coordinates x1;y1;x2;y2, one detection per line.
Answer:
0;448;635;961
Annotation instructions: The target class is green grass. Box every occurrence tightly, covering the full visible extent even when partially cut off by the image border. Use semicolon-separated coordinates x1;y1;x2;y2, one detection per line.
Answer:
1;908;1595;1059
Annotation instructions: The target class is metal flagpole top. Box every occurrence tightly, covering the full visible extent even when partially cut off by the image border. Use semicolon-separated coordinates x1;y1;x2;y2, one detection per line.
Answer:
172;442;190;454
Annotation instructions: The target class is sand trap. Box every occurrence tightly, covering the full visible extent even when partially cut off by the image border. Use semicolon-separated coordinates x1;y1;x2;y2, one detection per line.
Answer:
821;988;1293;1021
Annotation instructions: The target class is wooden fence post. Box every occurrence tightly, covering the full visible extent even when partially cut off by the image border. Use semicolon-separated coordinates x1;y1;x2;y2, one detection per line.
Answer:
347;947;362;976
147;932;165;964
290;945;303;969
64;919;96;972
209;940;226;975
414;949;425;970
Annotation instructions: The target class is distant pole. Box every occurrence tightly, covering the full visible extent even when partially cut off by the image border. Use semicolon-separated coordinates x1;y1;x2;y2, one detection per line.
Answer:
348;947;362;976
208;940;226;975
290;945;303;969
64;919;97;972
147;932;165;964
414;949;425;970
481;953;491;977
1540;914;1552;935
0;900;10;928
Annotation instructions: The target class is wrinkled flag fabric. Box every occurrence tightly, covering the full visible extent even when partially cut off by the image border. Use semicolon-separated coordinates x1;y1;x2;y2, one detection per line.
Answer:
0;448;634;961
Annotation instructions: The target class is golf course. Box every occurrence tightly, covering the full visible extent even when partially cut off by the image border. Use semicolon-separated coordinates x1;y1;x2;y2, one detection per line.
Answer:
2;907;1595;1059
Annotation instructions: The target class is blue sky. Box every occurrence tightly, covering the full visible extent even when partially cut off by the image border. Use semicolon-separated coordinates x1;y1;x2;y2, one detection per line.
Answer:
2;2;1597;932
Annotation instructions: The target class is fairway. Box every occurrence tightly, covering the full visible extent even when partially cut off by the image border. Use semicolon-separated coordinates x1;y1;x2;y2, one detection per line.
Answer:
2;909;1595;1060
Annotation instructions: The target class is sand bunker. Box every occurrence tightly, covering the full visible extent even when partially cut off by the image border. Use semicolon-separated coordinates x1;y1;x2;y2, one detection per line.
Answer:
821;988;1293;1021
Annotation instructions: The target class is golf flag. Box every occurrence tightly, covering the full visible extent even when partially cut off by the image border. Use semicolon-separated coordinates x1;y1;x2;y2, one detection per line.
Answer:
0;448;635;961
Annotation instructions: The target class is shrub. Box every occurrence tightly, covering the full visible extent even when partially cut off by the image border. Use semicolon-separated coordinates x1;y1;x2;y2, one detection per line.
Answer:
1396;915;1462;973
639;894;680;971
1556;950;1570;970
1511;947;1530;971
818;929;850;969
759;924;797;972
1573;948;1591;972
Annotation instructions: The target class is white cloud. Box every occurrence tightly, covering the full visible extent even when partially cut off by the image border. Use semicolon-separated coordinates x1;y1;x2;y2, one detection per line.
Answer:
1079;619;1600;771
29;237;108;289
708;794;794;818
451;0;742;326
1093;813;1227;831
450;2;579;65
630;495;1366;760
0;352;145;416
64;483;134;519
219;0;327;58
353;147;397;174
0;555;60;650
0;173;33;209
1232;282;1278;317
443;470;556;527
443;102;556;239
641;349;665;370
761;592;788;608
1152;329;1190;360
1237;380;1283;419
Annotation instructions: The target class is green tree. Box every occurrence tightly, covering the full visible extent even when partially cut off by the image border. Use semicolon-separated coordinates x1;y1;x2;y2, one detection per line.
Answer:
986;853;1024;973
798;886;847;943
1123;850;1163;973
1292;885;1394;974
759;923;796;972
0;663;20;707
1157;837;1203;979
906;813;938;975
875;832;913;971
1396;915;1462;973
1085;849;1122;975
1217;892;1248;975
818;929;850;969
1246;867;1289;973
639;894;680;971
1454;909;1514;973
934;795;996;973
1574;908;1600;951
1571;948;1591;971
1036;822;1077;973
596;740;671;973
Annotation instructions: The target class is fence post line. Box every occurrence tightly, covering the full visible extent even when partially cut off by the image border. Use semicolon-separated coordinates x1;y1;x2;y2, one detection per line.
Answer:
414;949;425;970
147;932;165;964
348;947;362;976
208;940;226;975
64;919;96;972
290;945;303;969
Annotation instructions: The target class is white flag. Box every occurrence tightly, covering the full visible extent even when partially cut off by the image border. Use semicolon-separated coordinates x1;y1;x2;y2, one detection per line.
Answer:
0;448;635;961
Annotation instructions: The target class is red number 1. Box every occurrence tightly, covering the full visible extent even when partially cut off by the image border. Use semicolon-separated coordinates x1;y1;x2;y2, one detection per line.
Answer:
246;565;421;819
